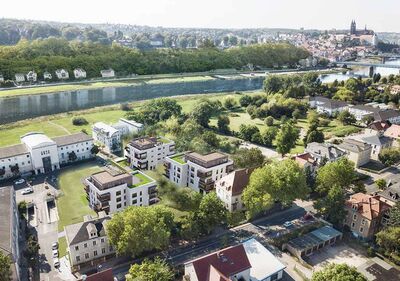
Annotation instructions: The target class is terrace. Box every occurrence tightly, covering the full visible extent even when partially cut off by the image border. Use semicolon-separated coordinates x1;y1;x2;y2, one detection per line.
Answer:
170;153;186;164
129;171;154;188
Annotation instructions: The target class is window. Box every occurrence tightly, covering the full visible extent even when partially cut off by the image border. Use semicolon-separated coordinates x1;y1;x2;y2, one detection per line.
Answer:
76;256;81;262
132;193;137;198
84;243;87;248
109;246;113;252
116;191;121;196
93;250;98;257
117;203;122;208
85;253;89;259
132;200;137;204
101;238;105;243
102;248;106;254
75;246;79;251
93;240;96;246
116;197;122;202
361;219;366;226
353;214;357;220
351;222;355;228
360;227;364;233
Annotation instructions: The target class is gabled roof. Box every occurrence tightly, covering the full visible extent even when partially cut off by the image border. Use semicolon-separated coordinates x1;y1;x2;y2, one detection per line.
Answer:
65;216;111;246
86;269;114;281
305;142;346;161
339;139;371;153
52;132;93;146
292;152;317;168
346;193;390;220
384;124;400;139
310;96;348;109
374;109;400;122
217;168;254;196
368;121;390;132
0;144;28;159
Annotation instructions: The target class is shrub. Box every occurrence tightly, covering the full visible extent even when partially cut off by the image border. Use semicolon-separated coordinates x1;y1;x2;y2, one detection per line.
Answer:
72;117;88;126
120;103;132;111
265;116;274;126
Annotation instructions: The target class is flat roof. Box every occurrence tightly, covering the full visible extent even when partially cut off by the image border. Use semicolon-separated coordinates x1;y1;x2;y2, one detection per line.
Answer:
91;169;130;185
93;122;119;135
310;226;343;242
288;226;342;251
52;133;93;146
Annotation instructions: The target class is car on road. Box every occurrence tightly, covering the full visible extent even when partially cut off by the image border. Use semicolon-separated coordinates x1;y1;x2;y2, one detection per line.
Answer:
21;187;33;195
52;242;59;250
283;221;294;228
53;258;60;268
52;249;58;258
14;179;25;185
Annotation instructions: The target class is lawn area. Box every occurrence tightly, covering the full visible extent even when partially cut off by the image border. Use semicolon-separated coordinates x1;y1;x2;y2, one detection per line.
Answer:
0;81;138;98
170;153;186;164
210;110;265;132
130;172;154;188
58;236;67;258
57;162;100;231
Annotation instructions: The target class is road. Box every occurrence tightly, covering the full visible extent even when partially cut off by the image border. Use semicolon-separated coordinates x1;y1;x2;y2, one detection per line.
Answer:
112;204;309;280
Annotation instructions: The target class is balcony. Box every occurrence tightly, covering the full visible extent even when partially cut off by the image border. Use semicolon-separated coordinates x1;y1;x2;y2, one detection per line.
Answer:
94;202;110;213
226;164;234;173
97;192;111;202
197;170;212;178
135;153;147;160
149;193;158;200
199;179;215;192
148;187;157;195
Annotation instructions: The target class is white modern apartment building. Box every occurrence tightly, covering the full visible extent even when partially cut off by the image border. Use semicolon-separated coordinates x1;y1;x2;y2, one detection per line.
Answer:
113;118;144;136
64;212;115;271
216;168;254;212
92;122;121;153
0;186;21;281
0;132;94;181
83;167;158;214
73;68;87;79
125;136;175;170
165;151;234;194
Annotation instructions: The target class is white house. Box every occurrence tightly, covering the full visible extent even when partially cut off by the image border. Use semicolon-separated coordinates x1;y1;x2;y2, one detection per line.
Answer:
0;186;21;281
92;122;121;153
26;71;37;82
0;132;94;180
55;69;69;80
100;69;115;78
184;238;286;281
64;212;115;271
43;71;52;80
125;136;175;170
113;118;144;136
0;74;5;83
73;68;87;79
338;138;372;168
349;132;392;160
83;167;158;214
14;73;25;83
308;96;348;116
165;151;234;194
216;168;254;212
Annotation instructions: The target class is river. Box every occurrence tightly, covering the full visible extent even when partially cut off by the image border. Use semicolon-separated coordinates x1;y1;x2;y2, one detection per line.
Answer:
0;76;264;124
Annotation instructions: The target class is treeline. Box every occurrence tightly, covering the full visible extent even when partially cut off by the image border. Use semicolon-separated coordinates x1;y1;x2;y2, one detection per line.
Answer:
0;38;309;79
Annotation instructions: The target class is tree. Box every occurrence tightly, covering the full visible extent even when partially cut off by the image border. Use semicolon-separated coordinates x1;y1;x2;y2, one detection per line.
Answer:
375;179;387;190
0;251;11;281
388;202;400;227
316;158;356;195
190;99;221;127
106;206;174;257
333;88;356;102
197;192;227;234
127;258;174;281
239;95;252;107
376;227;400;256
217;115;230;134
239;124;260;141
275;122;300;156
311;263;367;281
232;148;265;169
261;127;278;147
314;185;347;225
223;96;237;110
265;116;274;126
68;151;77;162
90;145;100;155
243;160;308;218
304;129;324;146
264;75;283;93
379;147;400;166
337;110;356;125
72;117;88;126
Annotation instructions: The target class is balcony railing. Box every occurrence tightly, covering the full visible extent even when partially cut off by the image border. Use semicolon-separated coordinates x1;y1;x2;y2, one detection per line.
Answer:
197;170;212;178
226;164;234;173
97;193;111;202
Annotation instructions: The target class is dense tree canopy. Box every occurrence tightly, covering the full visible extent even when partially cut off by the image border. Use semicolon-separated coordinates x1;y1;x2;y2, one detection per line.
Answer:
0;251;12;281
232;148;265;169
127;258;174;281
275;122;300;156
311;263;367;281
314;185;347;225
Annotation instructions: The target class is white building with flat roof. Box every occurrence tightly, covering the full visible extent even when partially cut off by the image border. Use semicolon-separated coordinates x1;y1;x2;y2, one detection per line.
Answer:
92;122;121;153
100;69;115;78
113;118;144;136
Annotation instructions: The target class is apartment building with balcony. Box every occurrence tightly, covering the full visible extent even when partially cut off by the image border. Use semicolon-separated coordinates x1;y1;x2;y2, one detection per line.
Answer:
164;151;234;194
92;122;121;153
83;167;158;214
125;136;175;170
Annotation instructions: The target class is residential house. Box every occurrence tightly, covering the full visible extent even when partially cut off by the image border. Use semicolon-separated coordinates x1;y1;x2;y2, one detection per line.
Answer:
338;139;372;167
348;105;400;124
125;136;175;170
184;238;286;281
0;186;21;281
0;132;94;181
74;68;87;79
92;122;121;153
384;124;400;147
377;184;400;207
83;167;157;214
308;96;348;116
55;69;69;80
113;118;144;136
43;71;52;80
86;269;115;281
292;152;318;174
14;73;25;83
165;151;234;194
368;121;390;135
348;105;376;121
374;109;400;124
390;85;400;95
64;212;115;271
100;69;115;78
349;132;392;160
344;193;390;240
215;168;254;212
305;142;346;165
26;71;37;82
284;226;342;260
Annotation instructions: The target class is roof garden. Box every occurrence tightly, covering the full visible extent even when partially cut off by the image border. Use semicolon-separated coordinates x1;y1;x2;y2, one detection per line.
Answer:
129;172;154;188
158;137;172;144
170;153;186;164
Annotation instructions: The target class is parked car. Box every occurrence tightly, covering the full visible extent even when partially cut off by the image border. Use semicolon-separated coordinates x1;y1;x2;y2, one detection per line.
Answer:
14;179;25;185
21;187;33;195
283;221;293;228
53;258;60;268
52;242;59;250
52;249;58;258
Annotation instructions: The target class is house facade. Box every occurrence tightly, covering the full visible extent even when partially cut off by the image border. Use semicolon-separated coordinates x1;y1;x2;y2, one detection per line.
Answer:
83;167;157;214
74;68;87;79
165;152;234;194
125;136;175;170
338;139;372;167
308;96;348;116
14;73;25;83
215;168;254;212
26;71;37;82
55;69;69;80
64;213;115;271
43;71;52;80
305;142;346;165
344;193;390;240
113;118;144;136
92;122;121;153
349;132;392;161
0;132;94;181
100;69;115;78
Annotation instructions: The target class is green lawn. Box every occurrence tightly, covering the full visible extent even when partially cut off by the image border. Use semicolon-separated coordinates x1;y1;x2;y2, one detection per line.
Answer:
130;172;154;188
170;154;186;164
57;162;100;231
58;236;67;258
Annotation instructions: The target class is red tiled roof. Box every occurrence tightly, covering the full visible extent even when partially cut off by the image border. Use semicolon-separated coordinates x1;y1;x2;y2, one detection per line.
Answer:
368;121;390;132
86;269;114;281
191;244;251;281
346;193;390;220
292;153;317;168
384;124;400;139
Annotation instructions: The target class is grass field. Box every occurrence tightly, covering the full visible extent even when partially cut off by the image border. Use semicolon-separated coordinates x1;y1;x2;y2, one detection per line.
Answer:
57;162;100;231
58;236;67;258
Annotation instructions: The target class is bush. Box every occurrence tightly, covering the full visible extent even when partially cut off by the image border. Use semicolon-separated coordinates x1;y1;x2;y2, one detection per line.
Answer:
72;117;88;126
265;116;274;126
120;103;132;111
223;96;238;110
367;247;375;257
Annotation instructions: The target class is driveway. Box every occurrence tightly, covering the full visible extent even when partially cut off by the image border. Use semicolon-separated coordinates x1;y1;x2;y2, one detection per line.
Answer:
240;142;281;159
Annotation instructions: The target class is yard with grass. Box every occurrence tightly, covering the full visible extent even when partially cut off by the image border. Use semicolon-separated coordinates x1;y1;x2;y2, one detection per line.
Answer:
58;236;67;258
57;162;100;231
170;153;186;164
130;172;154;188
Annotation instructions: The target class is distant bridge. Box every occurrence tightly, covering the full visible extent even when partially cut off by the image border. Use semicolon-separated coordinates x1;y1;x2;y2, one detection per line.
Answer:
335;61;400;69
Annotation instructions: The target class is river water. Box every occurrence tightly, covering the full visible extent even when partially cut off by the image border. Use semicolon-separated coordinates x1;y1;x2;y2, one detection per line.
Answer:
0;77;264;124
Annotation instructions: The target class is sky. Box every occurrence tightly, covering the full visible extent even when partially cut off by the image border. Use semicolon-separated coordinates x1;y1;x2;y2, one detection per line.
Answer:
1;0;399;32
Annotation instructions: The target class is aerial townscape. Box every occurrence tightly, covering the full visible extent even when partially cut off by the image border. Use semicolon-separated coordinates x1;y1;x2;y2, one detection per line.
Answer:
2;1;400;281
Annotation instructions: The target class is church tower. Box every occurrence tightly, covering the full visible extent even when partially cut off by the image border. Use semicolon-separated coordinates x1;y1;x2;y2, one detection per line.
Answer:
350;20;357;35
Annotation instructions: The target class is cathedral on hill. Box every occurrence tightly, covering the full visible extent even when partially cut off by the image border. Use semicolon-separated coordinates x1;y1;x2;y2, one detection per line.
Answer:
349;20;378;46
350;20;374;36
